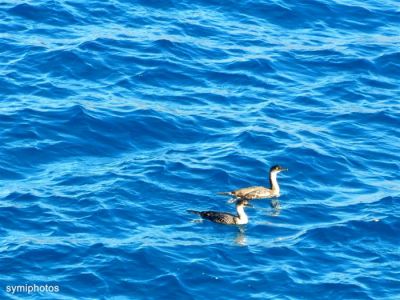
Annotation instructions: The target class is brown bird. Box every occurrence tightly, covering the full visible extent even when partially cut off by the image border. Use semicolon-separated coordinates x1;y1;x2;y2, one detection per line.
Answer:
218;165;288;202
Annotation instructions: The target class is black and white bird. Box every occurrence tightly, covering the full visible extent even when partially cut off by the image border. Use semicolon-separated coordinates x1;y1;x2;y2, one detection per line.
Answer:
188;199;252;225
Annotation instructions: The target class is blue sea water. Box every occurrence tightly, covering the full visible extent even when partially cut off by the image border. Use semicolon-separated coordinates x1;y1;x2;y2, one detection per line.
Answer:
1;0;400;299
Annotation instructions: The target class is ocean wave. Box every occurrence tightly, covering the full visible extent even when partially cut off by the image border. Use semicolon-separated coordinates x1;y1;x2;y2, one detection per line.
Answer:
1;0;399;298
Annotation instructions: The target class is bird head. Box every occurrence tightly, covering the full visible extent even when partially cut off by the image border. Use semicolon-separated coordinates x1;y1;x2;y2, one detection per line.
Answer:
270;165;288;173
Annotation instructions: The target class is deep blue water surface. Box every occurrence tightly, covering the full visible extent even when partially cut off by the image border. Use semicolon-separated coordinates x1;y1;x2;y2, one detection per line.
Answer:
1;0;400;299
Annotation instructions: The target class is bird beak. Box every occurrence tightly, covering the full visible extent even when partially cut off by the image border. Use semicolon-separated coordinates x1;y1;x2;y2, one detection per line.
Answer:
245;203;253;208
281;167;288;171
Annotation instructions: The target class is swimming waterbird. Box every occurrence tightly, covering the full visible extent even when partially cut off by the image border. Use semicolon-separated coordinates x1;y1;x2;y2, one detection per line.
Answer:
218;165;288;202
188;199;252;225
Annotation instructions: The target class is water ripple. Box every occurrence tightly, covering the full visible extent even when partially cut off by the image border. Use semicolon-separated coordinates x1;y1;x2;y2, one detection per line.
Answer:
1;0;399;299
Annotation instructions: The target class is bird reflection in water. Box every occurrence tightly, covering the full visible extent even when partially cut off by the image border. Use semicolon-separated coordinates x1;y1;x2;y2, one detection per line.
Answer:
234;226;247;246
270;199;281;216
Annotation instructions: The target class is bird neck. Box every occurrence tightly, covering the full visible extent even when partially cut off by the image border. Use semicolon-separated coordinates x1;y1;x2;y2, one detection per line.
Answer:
269;171;280;193
236;205;248;223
